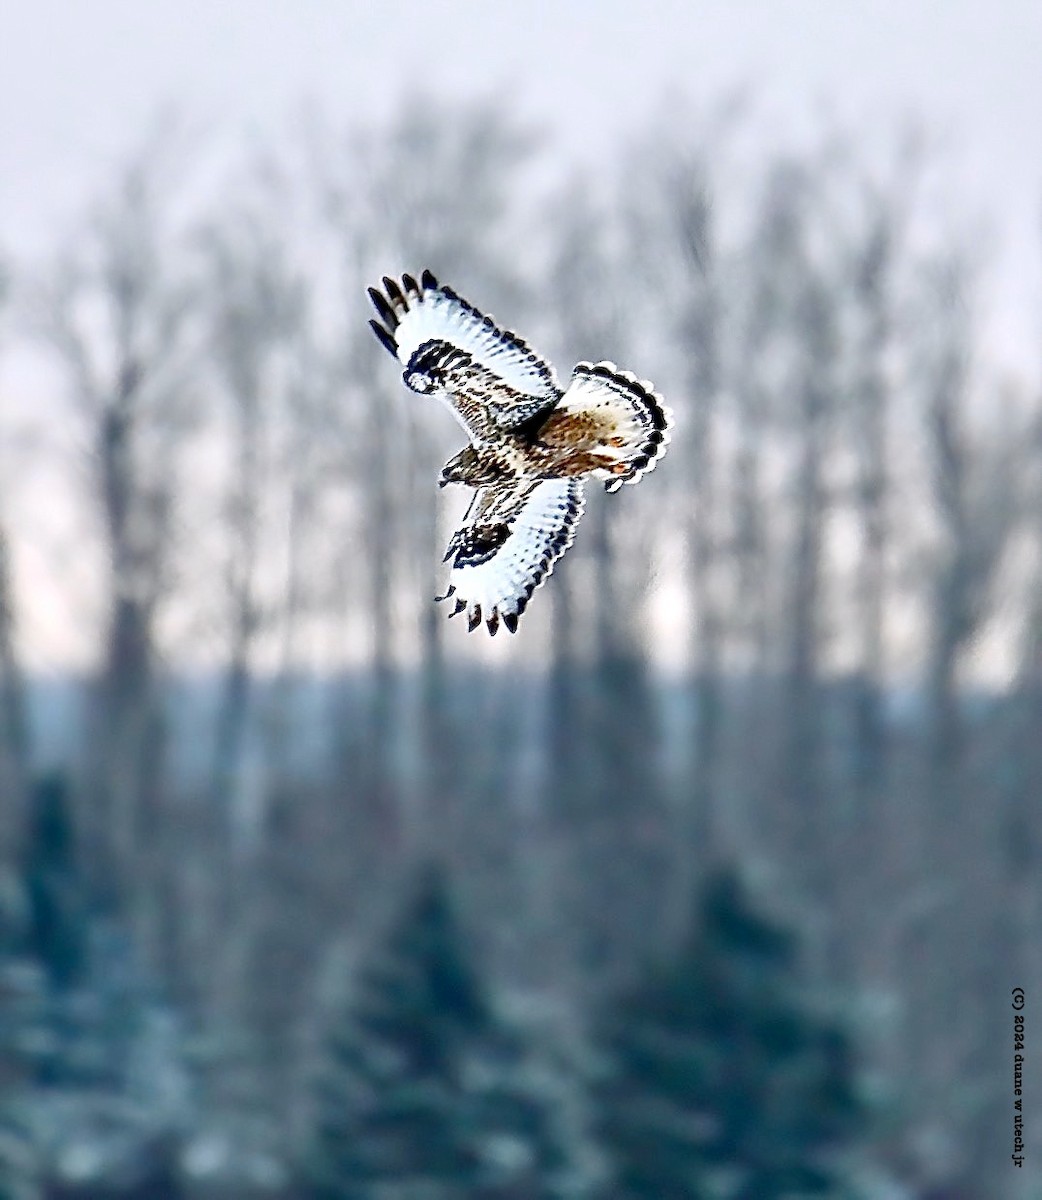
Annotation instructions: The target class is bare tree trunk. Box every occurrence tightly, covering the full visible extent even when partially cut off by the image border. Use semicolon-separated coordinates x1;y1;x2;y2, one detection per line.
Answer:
851;218;892;808
89;365;168;920
29;141;195;984
781;273;835;974
208;379;262;940
0;525;30;866
843;211;895;987
731;392;769;668
924;306;974;812
363;359;404;863
417;509;449;852
265;336;325;782
725;219;784;857
201;200;305;925
675;177;724;868
0;270;29;863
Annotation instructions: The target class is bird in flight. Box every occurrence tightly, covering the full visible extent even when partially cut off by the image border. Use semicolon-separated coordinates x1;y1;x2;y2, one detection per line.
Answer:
368;270;672;634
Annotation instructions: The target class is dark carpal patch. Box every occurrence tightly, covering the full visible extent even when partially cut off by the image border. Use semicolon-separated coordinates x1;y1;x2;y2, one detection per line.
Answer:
407;339;467;380
450;522;512;568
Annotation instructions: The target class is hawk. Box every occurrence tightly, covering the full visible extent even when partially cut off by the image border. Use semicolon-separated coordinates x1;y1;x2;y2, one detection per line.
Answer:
368;270;672;634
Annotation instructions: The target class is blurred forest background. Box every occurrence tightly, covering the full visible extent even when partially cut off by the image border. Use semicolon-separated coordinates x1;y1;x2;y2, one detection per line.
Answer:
0;95;1040;1199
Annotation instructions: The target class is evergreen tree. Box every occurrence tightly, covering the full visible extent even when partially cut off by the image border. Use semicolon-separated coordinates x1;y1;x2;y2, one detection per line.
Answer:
22;774;88;994
0;869;42;1200
2;775;189;1194
591;867;865;1200
304;864;576;1199
0;1102;37;1200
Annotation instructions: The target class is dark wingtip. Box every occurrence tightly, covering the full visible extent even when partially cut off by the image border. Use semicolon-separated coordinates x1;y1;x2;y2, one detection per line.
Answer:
402;272;419;297
367;286;396;328
382;276;405;307
421;268;438;291
503;612;518;634
487;612;500;636
467;605;482;633
369;320;398;357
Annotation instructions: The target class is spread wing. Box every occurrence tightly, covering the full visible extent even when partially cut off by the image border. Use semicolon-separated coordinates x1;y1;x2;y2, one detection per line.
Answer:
438;478;585;634
545;361;673;492
367;271;561;439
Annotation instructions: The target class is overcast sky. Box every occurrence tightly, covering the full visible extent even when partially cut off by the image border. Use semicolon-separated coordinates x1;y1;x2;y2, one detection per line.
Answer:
2;0;1040;364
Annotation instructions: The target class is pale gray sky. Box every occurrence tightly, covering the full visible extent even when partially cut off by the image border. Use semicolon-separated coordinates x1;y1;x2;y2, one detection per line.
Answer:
2;0;1040;363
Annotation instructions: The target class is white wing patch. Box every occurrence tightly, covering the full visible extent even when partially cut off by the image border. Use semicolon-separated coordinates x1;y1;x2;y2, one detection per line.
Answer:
555;361;673;492
439;478;584;635
368;271;559;403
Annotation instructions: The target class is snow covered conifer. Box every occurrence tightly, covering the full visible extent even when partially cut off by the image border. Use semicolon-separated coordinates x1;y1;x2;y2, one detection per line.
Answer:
303;862;576;1199
591;867;866;1199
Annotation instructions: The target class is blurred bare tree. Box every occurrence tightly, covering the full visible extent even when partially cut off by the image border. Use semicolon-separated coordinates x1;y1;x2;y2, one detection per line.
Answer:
0;528;28;870
0;262;31;867
27;131;200;982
